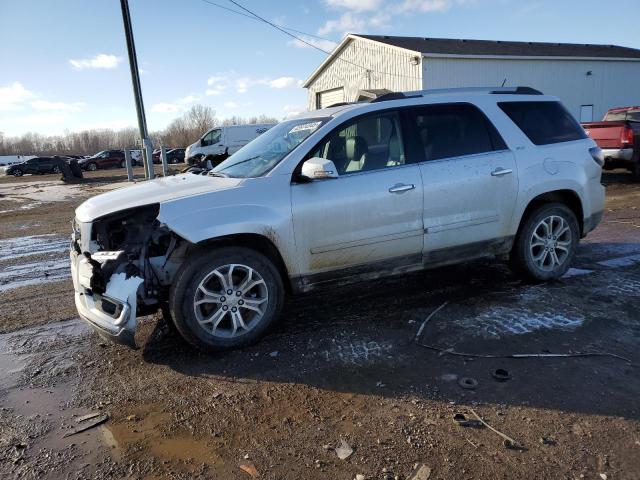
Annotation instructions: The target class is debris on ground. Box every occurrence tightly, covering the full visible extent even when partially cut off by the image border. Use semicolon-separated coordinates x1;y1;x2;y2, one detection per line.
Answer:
469;409;523;450
239;462;259;478
74;412;102;423
492;368;512;381
453;413;483;428
458;377;478;389
407;463;432;480
62;413;109;438
335;439;354;460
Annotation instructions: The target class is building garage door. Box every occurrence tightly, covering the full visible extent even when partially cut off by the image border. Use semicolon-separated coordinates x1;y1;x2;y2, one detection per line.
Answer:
316;87;345;109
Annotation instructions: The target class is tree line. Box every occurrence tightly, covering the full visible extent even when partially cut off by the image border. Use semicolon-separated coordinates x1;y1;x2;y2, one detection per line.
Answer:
0;105;279;156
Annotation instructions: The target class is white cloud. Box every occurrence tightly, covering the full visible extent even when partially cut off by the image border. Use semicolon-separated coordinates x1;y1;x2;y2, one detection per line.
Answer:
0;82;36;112
177;94;200;104
206;88;224;96
268;76;300;89
283;104;307;119
324;0;382;12
30;100;85;112
224;101;238;108
288;37;338;51
400;0;463;12
69;54;121;70
150;102;182;113
318;12;366;36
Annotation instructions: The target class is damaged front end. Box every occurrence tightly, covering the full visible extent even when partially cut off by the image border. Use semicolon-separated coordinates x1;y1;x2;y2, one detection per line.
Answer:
70;204;186;347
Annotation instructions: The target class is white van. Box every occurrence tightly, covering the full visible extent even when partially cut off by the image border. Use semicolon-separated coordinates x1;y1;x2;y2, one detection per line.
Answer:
185;123;276;164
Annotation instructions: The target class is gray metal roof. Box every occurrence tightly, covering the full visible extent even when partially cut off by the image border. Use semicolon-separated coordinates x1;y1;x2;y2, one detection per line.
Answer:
357;35;640;59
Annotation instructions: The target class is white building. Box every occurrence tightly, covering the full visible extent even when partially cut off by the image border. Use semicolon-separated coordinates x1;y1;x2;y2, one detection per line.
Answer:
303;35;640;122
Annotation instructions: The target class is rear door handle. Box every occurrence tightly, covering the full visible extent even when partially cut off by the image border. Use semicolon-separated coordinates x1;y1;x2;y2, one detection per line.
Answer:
389;183;415;193
491;167;513;177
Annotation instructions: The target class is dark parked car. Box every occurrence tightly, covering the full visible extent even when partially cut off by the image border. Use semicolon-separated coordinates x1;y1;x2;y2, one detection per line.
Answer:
78;150;126;171
5;157;63;176
166;148;186;164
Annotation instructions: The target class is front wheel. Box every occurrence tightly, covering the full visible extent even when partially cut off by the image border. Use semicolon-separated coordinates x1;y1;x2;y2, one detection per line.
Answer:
119;160;126;168
52;165;61;174
87;162;97;171
169;247;284;352
13;168;23;177
510;203;579;282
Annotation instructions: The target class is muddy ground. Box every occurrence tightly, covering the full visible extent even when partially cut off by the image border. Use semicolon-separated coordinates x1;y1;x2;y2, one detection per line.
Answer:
0;169;639;480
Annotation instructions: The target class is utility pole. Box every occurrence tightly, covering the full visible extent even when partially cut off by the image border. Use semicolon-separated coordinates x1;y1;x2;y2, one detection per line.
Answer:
120;0;154;180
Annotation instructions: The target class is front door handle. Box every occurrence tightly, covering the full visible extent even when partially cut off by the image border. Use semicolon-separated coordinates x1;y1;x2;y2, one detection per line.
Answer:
389;183;415;193
491;167;513;177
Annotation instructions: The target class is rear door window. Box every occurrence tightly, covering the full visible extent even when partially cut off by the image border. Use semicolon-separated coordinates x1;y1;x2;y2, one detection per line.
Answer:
499;101;587;145
406;103;506;161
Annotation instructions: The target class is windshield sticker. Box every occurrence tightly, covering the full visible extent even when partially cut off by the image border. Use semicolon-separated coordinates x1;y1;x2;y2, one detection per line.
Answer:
290;121;321;134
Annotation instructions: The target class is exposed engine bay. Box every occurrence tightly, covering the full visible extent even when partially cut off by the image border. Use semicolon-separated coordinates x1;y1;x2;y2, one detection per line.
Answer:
71;203;189;345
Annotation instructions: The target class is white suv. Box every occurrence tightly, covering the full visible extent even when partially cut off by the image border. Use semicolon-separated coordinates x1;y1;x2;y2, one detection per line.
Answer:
71;87;605;351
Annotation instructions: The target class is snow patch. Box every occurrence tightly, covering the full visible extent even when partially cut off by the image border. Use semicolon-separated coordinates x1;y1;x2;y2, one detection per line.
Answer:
0;234;68;262
0;259;70;292
0;181;87;203
563;268;593;278
597;253;640;269
459;307;585;339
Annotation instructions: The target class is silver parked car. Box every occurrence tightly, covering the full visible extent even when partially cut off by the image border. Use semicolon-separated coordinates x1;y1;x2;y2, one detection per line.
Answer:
70;87;605;351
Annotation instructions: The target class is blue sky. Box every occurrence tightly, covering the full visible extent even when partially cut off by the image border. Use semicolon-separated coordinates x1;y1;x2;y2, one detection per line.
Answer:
1;0;639;136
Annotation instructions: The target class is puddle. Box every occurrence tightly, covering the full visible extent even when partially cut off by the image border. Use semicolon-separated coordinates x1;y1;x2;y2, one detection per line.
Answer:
0;258;70;292
0;234;68;262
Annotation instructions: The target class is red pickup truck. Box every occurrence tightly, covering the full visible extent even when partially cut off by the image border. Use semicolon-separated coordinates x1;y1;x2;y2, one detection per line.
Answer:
582;106;640;180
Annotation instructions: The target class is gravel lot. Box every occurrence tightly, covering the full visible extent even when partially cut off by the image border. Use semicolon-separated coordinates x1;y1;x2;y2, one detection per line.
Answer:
0;169;639;480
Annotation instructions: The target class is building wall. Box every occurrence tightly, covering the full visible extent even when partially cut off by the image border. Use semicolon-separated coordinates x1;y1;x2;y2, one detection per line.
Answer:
306;38;422;110
422;57;640;121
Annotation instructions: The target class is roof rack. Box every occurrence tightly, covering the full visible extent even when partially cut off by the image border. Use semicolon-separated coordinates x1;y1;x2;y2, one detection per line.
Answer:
368;86;543;103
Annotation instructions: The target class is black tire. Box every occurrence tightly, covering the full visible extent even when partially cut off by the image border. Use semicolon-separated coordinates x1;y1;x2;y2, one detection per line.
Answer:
87;162;98;171
169;247;284;352
119;160;126;168
13;168;23;177
631;161;640;182
52;165;61;174
510;203;579;282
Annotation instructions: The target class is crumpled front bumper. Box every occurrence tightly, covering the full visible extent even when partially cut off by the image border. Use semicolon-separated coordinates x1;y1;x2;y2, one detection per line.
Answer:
70;249;138;347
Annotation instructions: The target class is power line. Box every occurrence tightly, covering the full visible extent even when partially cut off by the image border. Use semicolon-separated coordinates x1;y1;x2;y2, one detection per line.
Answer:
227;0;422;81
199;0;331;42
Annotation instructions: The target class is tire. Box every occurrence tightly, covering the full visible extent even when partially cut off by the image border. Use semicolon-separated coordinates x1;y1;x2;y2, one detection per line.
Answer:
631;161;640;182
510;203;579;282
119;160;126;168
13;168;23;177
52;165;61;174
169;247;284;352
87;162;98;171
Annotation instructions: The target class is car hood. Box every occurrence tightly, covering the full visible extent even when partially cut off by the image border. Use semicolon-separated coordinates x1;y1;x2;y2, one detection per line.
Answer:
75;173;243;222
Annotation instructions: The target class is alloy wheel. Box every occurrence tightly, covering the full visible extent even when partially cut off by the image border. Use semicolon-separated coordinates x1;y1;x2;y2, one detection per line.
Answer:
529;215;572;271
193;263;268;338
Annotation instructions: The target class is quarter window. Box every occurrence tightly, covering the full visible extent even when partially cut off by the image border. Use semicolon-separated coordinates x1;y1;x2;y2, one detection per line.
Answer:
499;101;587;145
407;103;504;161
308;111;406;175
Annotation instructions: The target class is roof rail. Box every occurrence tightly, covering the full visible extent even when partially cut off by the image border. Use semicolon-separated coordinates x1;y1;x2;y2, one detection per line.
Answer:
369;86;544;102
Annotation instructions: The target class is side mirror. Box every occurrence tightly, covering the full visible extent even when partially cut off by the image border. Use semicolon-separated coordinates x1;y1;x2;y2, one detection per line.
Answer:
200;138;206;147
301;157;339;180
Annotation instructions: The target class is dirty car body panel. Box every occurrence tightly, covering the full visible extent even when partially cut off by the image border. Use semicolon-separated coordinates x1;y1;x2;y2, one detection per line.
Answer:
71;87;605;348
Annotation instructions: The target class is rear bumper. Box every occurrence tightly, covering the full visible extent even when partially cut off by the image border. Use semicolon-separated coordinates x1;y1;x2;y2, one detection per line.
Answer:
583;210;604;236
602;148;634;162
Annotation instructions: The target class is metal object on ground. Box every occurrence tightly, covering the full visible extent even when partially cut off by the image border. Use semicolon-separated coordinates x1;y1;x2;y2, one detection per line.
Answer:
124;150;134;181
458;377;478;390
160;146;169;177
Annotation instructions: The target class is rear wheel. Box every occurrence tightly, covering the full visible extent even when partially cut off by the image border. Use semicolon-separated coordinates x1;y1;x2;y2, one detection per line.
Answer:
169;247;284;352
52;165;61;174
119;160;126;168
510;203;579;282
87;162;97;171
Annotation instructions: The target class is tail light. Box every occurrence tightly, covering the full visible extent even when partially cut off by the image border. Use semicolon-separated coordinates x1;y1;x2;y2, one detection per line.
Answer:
589;146;604;167
621;126;634;145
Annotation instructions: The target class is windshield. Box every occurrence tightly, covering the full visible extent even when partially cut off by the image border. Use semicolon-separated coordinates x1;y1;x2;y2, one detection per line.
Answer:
212;118;327;178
